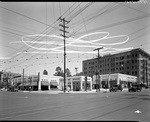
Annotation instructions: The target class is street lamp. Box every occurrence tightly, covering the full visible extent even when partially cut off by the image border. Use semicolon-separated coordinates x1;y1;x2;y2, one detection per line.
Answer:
93;47;103;92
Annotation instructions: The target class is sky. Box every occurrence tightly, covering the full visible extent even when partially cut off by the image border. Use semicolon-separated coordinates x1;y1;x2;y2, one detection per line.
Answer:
0;1;150;76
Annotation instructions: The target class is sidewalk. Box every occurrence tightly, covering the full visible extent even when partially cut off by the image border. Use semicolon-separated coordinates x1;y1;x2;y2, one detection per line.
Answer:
29;88;128;94
30;88;112;94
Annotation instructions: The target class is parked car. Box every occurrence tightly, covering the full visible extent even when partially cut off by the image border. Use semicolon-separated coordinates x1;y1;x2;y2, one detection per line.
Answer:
128;84;142;92
109;84;123;92
7;87;18;92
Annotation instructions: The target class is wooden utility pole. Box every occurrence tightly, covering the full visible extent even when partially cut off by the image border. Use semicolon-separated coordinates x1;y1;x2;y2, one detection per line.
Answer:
94;47;103;92
59;17;70;93
22;69;24;90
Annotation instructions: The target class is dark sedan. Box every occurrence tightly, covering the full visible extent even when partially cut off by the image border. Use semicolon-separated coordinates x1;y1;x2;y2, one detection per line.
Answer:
109;84;123;92
128;84;142;92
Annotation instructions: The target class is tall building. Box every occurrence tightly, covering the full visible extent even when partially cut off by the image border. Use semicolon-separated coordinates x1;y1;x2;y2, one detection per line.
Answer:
83;48;150;85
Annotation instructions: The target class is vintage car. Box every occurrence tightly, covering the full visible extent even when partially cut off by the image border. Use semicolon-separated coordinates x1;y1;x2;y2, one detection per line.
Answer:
128;84;142;92
109;84;123;92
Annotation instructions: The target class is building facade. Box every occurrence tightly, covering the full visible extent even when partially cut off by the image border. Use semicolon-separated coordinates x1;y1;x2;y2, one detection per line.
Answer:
83;48;150;86
59;76;92;91
93;73;137;89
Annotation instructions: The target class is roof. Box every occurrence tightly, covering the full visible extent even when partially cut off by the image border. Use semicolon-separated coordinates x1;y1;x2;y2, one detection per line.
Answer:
83;48;150;62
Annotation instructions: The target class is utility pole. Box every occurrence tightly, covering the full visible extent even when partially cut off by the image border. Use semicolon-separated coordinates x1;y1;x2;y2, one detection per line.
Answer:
94;47;103;92
146;57;148;86
59;17;70;93
22;69;24;90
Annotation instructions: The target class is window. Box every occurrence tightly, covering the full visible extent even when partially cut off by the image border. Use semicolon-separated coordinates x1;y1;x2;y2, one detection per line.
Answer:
132;54;134;58
132;60;134;63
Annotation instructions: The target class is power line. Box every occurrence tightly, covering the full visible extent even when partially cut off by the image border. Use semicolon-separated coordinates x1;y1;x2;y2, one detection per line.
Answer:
0;5;58;30
3;3;80;71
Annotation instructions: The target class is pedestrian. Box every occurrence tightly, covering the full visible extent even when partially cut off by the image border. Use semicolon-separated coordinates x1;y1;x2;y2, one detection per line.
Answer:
67;86;70;92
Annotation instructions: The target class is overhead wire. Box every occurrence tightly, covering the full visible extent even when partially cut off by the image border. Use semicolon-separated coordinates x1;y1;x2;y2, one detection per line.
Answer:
0;5;58;30
15;2;95;71
2;2;122;71
3;3;78;64
22;2;93;70
0;2;117;69
68;3;121;37
3;2;83;70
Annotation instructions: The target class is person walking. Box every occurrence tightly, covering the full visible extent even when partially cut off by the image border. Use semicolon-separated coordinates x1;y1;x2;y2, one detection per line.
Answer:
67;86;70;92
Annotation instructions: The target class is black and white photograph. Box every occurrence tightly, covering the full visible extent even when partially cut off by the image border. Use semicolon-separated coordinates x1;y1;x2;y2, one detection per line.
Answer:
0;1;150;121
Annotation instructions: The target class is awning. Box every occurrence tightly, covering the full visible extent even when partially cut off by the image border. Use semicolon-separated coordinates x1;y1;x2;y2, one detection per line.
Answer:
30;82;37;86
50;82;58;86
19;84;23;86
24;83;30;86
41;81;49;86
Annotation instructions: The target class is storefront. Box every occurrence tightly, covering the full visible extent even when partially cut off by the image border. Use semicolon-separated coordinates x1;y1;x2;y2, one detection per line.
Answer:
38;74;62;91
93;73;137;89
59;76;92;91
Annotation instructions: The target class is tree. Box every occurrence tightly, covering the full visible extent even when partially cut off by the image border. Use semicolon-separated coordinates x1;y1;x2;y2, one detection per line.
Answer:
43;70;48;75
54;66;72;77
73;72;84;76
66;68;71;77
54;66;63;77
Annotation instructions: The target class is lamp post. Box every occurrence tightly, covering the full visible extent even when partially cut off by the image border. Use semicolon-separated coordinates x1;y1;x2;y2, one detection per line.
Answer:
94;47;103;92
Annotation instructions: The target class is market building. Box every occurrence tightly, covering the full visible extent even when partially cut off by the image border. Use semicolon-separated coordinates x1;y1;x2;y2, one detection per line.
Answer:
59;76;92;91
83;48;150;86
93;73;137;89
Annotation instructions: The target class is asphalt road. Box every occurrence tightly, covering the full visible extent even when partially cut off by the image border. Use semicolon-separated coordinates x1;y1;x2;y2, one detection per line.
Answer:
0;89;150;121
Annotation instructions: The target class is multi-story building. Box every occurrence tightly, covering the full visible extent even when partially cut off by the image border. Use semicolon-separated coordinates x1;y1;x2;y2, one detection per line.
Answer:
83;48;150;85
